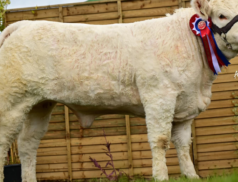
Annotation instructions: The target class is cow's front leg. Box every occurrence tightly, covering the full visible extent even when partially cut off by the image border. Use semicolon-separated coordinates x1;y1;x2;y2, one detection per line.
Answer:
142;91;177;181
171;119;199;179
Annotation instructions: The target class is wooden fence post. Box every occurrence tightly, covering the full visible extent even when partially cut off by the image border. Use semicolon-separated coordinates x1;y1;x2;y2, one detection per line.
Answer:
182;0;186;8
64;106;73;181
179;0;186;8
191;121;199;174
4;13;7;28
117;0;123;23
59;6;64;22
125;115;134;176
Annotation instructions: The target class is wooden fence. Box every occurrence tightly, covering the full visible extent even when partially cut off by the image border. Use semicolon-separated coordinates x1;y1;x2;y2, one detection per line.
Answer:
4;0;238;180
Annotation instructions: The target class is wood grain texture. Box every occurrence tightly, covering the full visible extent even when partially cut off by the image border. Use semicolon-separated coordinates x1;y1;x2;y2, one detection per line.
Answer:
197;133;238;144
195;116;238;128
36;149;177;164
125;115;134;176
64;106;72;181
37;142;175;157
197;142;238;153
36;158;179;172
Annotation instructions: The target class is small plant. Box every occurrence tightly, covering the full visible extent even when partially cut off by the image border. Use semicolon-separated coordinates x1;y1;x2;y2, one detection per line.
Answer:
0;0;10;31
89;130;126;181
31;6;38;15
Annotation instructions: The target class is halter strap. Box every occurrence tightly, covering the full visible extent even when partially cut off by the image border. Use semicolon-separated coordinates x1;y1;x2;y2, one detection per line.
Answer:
212;15;238;35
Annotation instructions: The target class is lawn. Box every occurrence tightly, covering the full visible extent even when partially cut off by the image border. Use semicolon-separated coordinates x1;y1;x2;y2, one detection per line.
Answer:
114;173;238;182
41;172;238;182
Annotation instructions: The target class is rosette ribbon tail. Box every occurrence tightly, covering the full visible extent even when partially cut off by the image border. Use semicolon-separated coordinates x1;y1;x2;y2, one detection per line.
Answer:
189;14;231;75
208;27;231;67
199;26;230;75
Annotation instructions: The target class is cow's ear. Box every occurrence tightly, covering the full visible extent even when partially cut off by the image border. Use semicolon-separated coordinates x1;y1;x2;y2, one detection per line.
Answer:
191;0;211;20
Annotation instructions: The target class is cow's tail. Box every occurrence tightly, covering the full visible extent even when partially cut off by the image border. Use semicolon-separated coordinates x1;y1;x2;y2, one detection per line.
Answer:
0;21;28;48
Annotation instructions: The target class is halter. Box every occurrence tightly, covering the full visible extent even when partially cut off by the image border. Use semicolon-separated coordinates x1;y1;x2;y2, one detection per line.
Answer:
212;15;238;50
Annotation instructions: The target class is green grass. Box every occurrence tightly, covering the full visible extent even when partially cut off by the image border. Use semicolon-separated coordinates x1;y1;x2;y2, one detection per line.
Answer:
40;171;238;182
86;172;238;182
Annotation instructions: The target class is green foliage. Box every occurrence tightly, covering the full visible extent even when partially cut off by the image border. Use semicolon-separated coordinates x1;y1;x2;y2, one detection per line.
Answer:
31;6;38;15
0;0;10;32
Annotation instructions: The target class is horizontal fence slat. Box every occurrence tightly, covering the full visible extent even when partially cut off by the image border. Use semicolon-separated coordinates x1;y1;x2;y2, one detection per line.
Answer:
36;158;179;172
198;150;238;161
49;118;145;131
197;108;236;119
37;147;67;156
196;133;238;144
64;12;119;23
212;82;238;93
39;134;150;148
133;166;180;176
214;74;238;84
230;57;238;64
63;2;118;16
208;99;237;110
39;139;66;148
50;115;65;123
219;64;238;75
6;9;60;21
122;6;178;18
36;149;177;164
198;159;238;170
197;142;238;153
211;91;238;101
123;16;163;23
70;134;148;146
122;0;179;11
195;116;238;128
196;125;238;136
37;142;175;156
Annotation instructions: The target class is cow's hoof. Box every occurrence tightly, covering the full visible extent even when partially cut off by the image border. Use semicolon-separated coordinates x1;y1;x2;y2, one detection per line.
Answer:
186;174;200;179
153;175;169;181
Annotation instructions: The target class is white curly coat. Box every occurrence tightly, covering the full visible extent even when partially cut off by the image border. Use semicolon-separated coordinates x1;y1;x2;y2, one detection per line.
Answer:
0;0;238;181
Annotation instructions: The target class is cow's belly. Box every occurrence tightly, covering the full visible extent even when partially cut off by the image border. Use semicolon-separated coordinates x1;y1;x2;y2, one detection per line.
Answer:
65;92;211;128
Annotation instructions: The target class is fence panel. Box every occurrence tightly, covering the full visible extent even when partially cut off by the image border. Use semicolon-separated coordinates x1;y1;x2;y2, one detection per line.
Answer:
4;0;238;180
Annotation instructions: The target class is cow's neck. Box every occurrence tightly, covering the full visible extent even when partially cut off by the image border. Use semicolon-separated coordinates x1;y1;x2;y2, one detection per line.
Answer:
173;8;217;98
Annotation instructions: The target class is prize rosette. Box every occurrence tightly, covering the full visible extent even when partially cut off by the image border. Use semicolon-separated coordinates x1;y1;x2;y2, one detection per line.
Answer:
189;14;230;75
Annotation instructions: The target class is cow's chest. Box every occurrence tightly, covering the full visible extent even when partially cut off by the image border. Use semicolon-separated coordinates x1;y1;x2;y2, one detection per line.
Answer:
173;89;211;122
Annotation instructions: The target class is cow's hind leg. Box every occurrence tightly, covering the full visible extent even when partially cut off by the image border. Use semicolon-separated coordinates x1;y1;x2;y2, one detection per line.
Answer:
171;119;199;179
0;108;28;182
18;101;56;182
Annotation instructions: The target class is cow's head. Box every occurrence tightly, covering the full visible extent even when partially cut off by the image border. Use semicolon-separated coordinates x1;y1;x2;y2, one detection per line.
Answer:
191;0;238;59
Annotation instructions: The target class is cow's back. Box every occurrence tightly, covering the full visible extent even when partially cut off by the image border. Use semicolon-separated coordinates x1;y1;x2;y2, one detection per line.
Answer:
0;20;143;106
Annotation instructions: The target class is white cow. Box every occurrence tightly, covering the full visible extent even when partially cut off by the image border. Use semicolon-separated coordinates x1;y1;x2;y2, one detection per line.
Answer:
0;0;237;181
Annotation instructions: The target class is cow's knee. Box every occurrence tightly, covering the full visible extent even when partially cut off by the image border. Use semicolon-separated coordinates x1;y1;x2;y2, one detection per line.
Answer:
157;135;170;150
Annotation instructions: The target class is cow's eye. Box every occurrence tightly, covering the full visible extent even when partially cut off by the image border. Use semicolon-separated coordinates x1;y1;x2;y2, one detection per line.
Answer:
219;14;227;20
